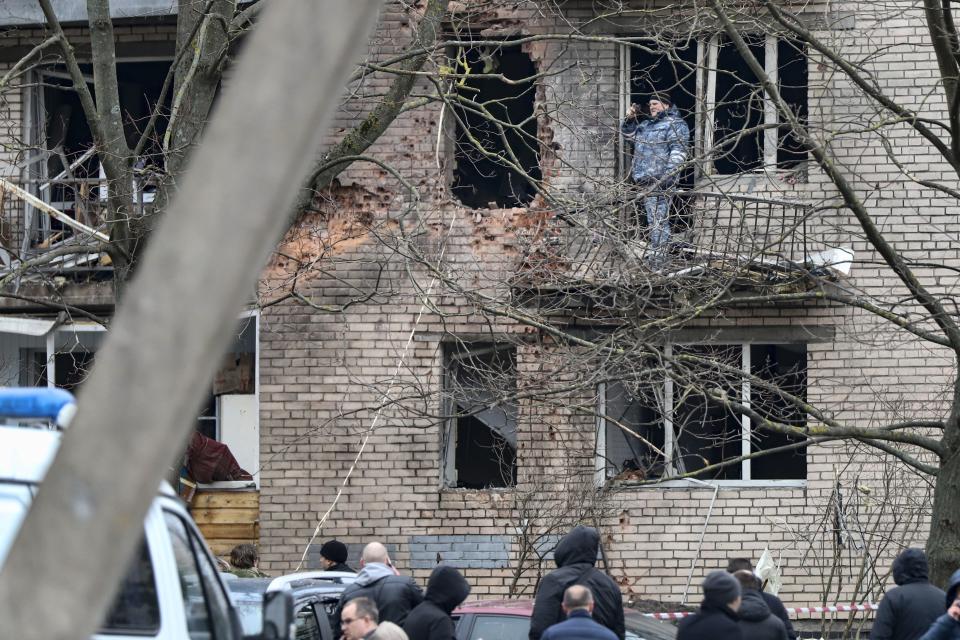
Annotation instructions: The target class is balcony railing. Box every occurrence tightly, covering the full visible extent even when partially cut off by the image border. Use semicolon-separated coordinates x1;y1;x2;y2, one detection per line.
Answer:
516;190;847;290
0;169;155;275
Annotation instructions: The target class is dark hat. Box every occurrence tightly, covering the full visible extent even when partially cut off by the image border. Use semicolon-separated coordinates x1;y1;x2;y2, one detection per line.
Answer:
320;540;349;564
703;570;741;606
649;92;673;106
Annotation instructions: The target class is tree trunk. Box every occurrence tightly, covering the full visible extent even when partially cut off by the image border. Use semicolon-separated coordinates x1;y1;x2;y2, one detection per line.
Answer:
927;448;960;586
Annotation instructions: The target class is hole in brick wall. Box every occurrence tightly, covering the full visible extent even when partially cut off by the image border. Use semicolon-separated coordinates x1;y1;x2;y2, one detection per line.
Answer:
444;342;518;489
450;42;540;209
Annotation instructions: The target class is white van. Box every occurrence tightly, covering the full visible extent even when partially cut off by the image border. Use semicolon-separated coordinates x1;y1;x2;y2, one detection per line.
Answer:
0;389;293;640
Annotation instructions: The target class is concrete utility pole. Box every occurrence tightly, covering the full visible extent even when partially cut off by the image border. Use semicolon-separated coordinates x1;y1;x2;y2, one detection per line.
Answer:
0;1;383;638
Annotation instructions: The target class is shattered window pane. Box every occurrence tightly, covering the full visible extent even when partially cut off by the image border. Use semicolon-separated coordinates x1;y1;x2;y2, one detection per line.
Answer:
444;343;518;489
450;40;541;209
602;343;808;482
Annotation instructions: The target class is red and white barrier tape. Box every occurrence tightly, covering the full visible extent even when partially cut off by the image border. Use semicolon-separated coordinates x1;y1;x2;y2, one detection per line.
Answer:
643;603;879;620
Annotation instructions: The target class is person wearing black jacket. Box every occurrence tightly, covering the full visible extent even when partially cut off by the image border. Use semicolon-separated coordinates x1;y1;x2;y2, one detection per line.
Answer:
872;549;947;640
727;558;796;640
335;542;424;637
733;571;787;640
919;569;960;640
678;571;743;640
320;540;356;573
402;565;471;640
529;526;625;640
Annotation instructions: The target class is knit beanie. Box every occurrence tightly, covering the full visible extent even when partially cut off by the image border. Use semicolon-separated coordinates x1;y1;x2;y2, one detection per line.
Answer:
703;570;741;607
320;540;349;564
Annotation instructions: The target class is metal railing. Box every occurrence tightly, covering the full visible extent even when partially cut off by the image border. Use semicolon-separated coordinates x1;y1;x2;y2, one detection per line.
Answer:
0;171;155;271
516;189;817;286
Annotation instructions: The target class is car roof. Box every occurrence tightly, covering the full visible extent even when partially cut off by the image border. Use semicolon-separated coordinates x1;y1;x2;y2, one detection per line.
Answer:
267;571;357;592
453;598;677;640
0;425;60;483
226;573;353;601
455;599;534;616
0;425;180;497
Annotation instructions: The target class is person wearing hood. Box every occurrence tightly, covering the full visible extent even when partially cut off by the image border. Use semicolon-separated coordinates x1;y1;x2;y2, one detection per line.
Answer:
402;565;471;640
320;539;356;573
621;93;690;264
529;525;625;640
871;548;946;640
733;571;787;640
727;558;796;640
335;542;424;636
918;569;960;640
677;571;743;640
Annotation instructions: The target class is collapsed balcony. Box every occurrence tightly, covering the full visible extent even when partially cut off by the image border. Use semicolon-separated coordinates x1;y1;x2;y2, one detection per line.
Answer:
513;190;851;307
0;167;158;281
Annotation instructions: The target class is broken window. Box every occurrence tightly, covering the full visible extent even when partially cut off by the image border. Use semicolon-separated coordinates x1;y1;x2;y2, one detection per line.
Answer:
191;313;260;485
17;325;104;389
598;342;807;482
625;35;808;177
450;42;541;209
196;314;257;438
443;343;518;489
27;60;172;248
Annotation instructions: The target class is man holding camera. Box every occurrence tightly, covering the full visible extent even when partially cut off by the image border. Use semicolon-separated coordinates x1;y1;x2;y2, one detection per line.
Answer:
621;94;689;265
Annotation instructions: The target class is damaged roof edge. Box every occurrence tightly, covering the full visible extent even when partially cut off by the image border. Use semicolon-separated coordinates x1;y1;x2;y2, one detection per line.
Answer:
0;0;252;27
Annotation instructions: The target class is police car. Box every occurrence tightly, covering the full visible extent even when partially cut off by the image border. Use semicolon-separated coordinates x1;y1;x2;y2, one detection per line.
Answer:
0;388;294;640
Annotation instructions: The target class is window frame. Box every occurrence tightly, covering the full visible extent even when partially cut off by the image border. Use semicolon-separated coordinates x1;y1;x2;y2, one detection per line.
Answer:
441;342;519;490
618;33;807;179
23;57;174;250
595;341;808;488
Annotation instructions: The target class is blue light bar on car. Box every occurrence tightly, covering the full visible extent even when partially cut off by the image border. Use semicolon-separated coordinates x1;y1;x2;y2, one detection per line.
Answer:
0;387;77;427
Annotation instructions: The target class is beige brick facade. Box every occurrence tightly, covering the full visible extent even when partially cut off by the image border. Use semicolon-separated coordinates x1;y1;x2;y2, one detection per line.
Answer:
0;0;953;616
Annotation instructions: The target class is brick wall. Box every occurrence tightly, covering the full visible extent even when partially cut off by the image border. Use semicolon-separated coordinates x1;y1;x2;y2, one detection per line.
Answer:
256;0;954;609
0;1;952;611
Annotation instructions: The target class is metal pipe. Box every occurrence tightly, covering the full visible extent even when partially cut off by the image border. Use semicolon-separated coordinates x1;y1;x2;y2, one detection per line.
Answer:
680;477;720;605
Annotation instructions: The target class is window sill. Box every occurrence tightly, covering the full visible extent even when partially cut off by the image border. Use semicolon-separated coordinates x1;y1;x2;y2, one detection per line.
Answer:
441;486;516;494
608;478;806;490
696;167;809;188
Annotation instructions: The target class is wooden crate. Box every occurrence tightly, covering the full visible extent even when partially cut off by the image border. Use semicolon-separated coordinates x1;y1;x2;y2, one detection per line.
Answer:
191;489;259;561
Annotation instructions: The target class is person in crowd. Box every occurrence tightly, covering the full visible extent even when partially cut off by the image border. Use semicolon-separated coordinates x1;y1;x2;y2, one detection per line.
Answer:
620;92;689;265
727;558;796;640
341;597;380;640
540;586;618;640
733;570;787;640
871;549;946;640
677;571;743;640
227;543;267;578
335;542;423;635
372;622;409;640
529;525;625;640
403;565;471;640
320;539;356;573
919;569;960;640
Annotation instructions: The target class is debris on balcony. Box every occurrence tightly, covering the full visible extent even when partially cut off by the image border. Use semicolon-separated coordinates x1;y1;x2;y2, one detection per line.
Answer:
0;174;111;281
513;191;853;299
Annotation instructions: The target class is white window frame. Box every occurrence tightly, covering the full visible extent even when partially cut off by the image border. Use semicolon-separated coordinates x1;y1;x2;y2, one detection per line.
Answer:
595;341;807;488
618;34;805;177
23;57;173;249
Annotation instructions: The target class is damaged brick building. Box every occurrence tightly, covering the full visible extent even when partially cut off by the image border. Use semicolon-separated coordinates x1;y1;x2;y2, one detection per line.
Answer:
0;0;955;611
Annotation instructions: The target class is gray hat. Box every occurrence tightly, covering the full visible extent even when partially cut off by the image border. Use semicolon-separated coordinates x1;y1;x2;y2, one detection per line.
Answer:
703;570;741;606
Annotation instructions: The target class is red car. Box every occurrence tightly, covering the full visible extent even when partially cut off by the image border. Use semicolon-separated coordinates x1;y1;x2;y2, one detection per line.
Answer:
453;599;678;640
